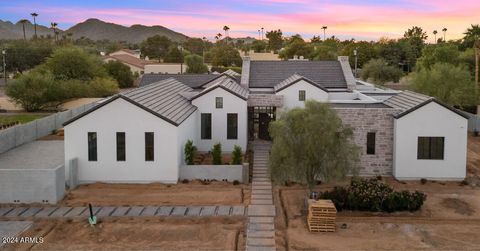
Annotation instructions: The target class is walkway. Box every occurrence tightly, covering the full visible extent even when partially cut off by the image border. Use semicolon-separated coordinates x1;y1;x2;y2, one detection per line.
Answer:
0;205;245;218
246;141;276;251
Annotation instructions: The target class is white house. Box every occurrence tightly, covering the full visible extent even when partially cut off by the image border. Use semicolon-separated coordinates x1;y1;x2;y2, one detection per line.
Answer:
64;56;469;183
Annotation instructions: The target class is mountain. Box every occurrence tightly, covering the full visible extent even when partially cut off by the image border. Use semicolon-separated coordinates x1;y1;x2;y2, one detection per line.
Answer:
0;19;56;40
0;18;188;43
65;18;188;43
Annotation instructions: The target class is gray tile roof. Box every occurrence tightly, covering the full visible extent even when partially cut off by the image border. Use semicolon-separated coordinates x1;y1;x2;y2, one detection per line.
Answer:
64;78;197;126
249;61;347;89
140;73;240;89
273;73;328;92
383;90;431;111
191;75;248;100
383;90;469;119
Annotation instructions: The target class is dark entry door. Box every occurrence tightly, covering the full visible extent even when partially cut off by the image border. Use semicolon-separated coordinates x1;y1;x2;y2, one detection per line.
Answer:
258;113;271;140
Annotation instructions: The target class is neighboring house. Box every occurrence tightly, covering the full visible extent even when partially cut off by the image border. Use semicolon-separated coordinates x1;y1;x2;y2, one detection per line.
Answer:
104;49;149;75
64;56;468;183
240;50;281;61
144;63;187;74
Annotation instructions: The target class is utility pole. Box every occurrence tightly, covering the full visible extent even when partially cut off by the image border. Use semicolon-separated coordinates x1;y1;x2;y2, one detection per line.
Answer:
353;48;358;78
178;45;183;74
475;39;479;114
202;37;207;64
2;49;6;85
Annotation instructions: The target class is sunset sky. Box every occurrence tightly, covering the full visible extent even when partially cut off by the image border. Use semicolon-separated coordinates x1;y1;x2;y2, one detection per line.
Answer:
1;0;479;42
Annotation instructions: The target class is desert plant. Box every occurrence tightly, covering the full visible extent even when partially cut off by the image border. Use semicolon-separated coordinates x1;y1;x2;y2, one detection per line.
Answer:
420;178;427;185
231;145;243;165
233;180;240;185
184;140;197;165
212;143;222;165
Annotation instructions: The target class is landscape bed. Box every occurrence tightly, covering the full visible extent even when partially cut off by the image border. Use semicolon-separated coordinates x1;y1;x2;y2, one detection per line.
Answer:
5;218;245;250
60;181;250;207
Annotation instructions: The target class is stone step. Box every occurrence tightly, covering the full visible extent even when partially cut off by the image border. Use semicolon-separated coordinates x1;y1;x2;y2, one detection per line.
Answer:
252;194;272;200
251;189;272;195
247;230;275;238
251;199;273;205
248;205;276;217
247;237;276;247
249;223;275;231
252;182;272;186
249;217;274;224
246;245;276;251
252;185;272;190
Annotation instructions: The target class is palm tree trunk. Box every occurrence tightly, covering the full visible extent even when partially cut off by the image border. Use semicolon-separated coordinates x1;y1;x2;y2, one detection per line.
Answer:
22;24;26;40
33;17;37;38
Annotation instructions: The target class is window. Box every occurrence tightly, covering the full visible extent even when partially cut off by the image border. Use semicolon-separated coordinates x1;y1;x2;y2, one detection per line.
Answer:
116;132;126;161
87;132;97;161
417;137;444;160
215;97;223;108
366;132;376;155
299;90;306;101
145;132;154;161
227;113;238;139
201;113;212;139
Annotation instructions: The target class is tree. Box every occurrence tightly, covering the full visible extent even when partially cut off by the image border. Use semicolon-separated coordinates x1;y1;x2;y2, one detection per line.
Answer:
5;71;67;111
340;41;377;69
279;35;313;60
361;58;403;85
45;47;107;80
185;54;208;73
461;24;480;50
183;38;206;56
251;40;267;53
410;63;476;108
50;22;58;42
164;46;184;63
416;43;461;70
266;29;283;52
433;30;438;44
269;101;359;192
104;60;134;88
223;25;230;43
30;13;38;38
210;44;242;67
19;19;29;40
140;35;172;60
5;40;55;73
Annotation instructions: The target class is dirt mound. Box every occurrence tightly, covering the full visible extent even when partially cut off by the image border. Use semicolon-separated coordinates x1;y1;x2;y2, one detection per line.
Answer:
441;198;475;216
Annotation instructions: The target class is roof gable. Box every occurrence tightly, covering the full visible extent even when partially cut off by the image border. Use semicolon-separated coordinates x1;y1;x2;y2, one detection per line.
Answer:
274;73;329;93
191;76;248;101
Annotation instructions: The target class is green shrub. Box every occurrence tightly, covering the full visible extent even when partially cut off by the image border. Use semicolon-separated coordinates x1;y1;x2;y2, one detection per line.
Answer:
104;60;134;88
212;143;222;165
319;178;427;212
86;77;119;97
184;140;197;165
231;145;243;165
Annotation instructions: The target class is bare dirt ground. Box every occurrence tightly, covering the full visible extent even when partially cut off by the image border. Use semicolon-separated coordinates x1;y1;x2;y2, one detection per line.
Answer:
5;217;245;251
60;181;250;206
274;135;480;250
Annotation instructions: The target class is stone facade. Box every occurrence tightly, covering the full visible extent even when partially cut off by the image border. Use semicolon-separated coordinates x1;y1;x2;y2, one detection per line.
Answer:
334;107;400;176
248;94;284;107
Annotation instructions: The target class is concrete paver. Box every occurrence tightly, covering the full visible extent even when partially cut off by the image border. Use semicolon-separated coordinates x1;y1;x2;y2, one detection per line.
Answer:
4;207;28;217
125;206;144;216
35;207;58;217
157;206;173;216
171;206;187;216
0;207;13;216
249;217;274;224
141;206;158;216
65;207;87;217
232;205;245;216
111;207;130;217
20;207;42;217
200;206;216;216
96;207;116;217
217;206;231;216
49;207;72;217
186;206;202;216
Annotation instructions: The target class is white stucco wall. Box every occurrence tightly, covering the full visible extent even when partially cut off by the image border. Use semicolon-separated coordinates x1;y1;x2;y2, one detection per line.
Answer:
64;98;181;183
393;102;468;180
276;80;329;110
145;64;186;74
176;111;198;167
191;88;247;152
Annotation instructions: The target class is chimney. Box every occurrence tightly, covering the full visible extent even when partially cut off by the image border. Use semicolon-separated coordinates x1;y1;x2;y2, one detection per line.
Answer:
240;56;250;89
338;56;356;91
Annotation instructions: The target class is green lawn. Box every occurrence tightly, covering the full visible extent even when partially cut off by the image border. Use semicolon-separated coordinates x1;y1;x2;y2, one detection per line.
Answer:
0;114;48;125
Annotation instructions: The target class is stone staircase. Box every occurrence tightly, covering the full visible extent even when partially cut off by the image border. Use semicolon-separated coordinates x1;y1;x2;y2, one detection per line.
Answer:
246;142;276;251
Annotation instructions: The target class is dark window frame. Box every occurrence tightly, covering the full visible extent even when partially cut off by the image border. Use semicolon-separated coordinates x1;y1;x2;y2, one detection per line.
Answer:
227;113;238;139
88;132;97;161
366;132;376;155
299;90;306;101
215;97;223;109
145;132;154;161
201;113;212;139
417;136;445;160
116;132;126;161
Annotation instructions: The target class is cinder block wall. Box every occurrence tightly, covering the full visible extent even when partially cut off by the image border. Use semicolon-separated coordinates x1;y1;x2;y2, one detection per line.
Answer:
334;108;399;176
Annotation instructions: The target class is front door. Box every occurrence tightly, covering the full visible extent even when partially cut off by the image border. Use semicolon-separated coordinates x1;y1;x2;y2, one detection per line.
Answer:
258;113;271;140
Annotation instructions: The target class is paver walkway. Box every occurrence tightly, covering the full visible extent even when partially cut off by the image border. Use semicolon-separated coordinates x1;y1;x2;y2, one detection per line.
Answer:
0;205;245;218
0;221;32;247
246;141;276;251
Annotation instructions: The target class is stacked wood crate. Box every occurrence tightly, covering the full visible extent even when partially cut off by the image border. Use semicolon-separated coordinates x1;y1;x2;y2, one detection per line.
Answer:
307;199;337;232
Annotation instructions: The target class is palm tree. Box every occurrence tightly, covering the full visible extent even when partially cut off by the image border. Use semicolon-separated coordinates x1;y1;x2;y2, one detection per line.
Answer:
442;27;447;42
223;26;230;44
216;33;222;43
261;27;264;40
50;22;58;42
433;30;438;44
19;19;29;41
30;13;38;38
322;26;328;41
258;29;261;40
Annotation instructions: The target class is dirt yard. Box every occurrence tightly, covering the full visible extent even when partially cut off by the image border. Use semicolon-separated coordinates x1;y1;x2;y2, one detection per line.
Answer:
61;181;250;207
275;179;480;250
5;218;245;250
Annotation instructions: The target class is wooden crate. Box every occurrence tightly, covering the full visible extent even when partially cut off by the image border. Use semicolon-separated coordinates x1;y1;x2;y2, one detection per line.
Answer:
307;199;337;232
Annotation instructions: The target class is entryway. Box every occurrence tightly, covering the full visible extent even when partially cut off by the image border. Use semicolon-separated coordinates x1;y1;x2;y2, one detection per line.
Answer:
248;107;276;141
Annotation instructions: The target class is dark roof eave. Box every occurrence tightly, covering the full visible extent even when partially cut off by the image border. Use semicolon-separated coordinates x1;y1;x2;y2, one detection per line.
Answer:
275;77;329;93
